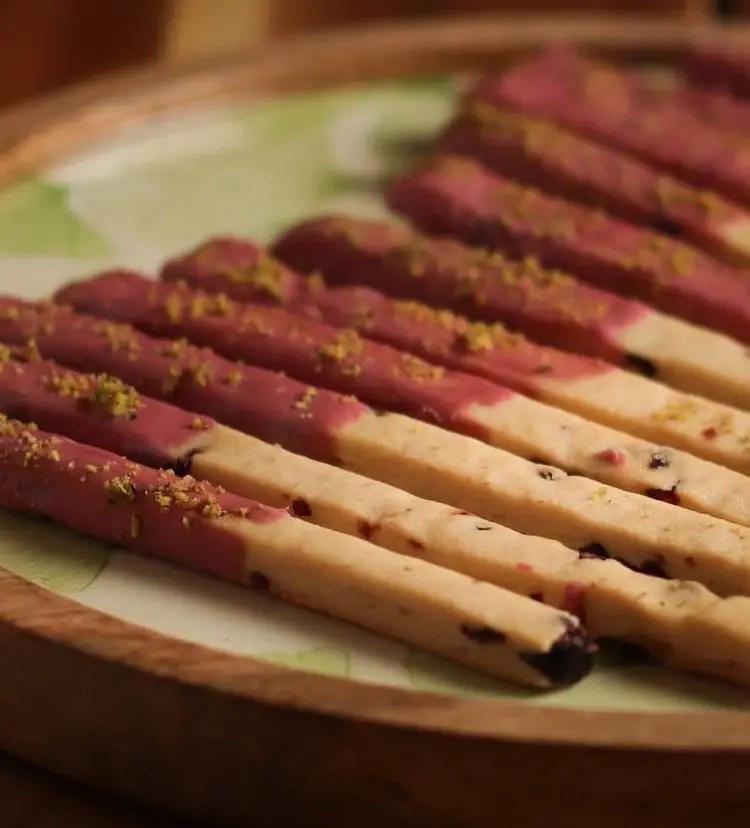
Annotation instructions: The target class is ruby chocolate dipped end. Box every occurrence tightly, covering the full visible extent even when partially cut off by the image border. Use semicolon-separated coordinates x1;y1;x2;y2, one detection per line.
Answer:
0;346;214;471
387;156;750;343
159;234;611;393
470;46;750;205
273;214;645;365
0;297;367;463
299;286;610;391
467;45;650;142
0;414;282;581
162;237;305;304
57;273;517;439
0;411;595;688
441;104;750;267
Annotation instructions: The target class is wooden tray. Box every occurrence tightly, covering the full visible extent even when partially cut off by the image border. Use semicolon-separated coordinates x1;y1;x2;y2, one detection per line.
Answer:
2;16;750;828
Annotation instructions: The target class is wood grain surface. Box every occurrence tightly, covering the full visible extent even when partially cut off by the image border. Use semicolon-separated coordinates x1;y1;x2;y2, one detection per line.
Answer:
0;750;191;828
1;16;750;828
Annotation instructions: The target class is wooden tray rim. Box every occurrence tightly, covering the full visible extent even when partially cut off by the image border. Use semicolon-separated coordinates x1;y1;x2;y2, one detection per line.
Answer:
2;14;750;760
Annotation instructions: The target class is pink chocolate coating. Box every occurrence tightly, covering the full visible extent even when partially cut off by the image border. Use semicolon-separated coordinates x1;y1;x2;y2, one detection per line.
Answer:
0;416;282;582
294;286;610;390
0;298;366;463
670;85;750;133
0;352;212;469
274;215;645;365
387;157;750;343
162;237;304;304
159;236;610;392
684;45;750;99
470;46;750;205
440;106;748;243
56;273;516;440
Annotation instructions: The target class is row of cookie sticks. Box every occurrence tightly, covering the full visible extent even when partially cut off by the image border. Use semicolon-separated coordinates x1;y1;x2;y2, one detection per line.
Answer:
0;227;747;689
1;288;750;690
4;43;750;690
0;376;591;689
471;43;750;212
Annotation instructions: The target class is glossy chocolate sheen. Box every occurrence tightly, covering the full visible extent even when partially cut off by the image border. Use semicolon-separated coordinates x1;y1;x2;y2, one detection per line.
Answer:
441;105;748;241
160;236;610;393
0;298;367;463
273;214;644;365
56;274;516;439
471;46;750;205
387;156;750;343
0;350;212;469
0;415;283;581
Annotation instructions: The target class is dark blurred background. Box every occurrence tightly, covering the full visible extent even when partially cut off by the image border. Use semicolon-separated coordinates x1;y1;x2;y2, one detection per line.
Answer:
0;0;741;109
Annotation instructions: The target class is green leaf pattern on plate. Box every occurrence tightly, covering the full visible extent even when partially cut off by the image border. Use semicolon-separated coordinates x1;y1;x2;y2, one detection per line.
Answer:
0;511;110;594
257;647;351;678
0;178;110;258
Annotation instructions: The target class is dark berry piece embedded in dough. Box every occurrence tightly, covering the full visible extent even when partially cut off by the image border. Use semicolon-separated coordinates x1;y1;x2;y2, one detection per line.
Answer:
521;620;594;688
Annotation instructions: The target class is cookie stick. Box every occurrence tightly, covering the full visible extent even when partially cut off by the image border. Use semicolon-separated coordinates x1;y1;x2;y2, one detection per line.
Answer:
165;234;750;475
0;411;594;688
381;165;750;408
388;155;750;345
275;215;750;411
469;45;750;205
5;352;750;688
440;104;750;267
53;272;750;526
30;291;750;596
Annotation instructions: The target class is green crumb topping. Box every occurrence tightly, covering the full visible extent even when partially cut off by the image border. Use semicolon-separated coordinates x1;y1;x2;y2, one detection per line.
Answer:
44;371;141;418
305;272;326;293
223;366;243;386
395;352;444;382
455;321;519;353
187;361;213;387
188;291;233;318
223;254;286;301
293;386;318;411
157;338;189;358
651;399;699;424
318;329;364;364
652;176;728;220
164;291;183;322
104;475;136;502
162;364;183;396
89;375;141;417
92;321;141;355
0;415;61;467
21;339;41;362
